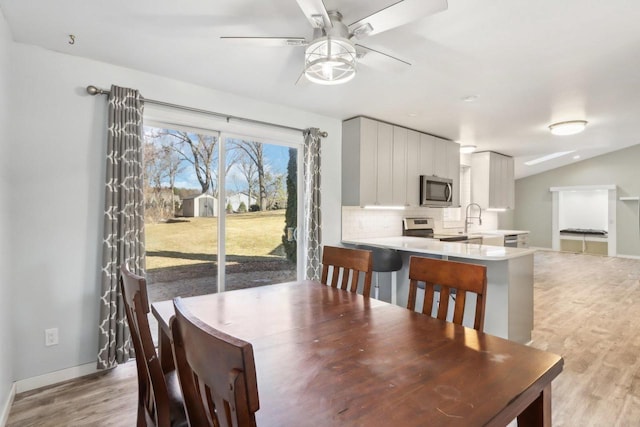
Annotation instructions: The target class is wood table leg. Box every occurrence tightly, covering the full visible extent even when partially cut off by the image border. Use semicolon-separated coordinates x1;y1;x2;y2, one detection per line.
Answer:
158;323;175;373
517;384;552;427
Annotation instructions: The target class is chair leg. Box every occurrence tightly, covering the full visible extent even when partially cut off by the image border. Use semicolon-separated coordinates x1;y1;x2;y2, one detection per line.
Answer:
374;272;380;299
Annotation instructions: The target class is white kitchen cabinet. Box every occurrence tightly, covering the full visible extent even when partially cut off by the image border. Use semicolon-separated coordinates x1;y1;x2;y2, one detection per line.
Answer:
471;151;515;209
418;133;435;178
419;133;460;207
446;140;461;207
376;122;394;205
342;116;459;207
405;130;421;206
392;126;407;206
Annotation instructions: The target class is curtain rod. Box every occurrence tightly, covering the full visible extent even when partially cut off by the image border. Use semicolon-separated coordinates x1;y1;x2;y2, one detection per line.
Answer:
86;85;328;138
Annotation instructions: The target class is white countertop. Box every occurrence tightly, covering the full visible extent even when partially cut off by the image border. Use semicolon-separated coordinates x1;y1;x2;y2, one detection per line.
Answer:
343;236;535;261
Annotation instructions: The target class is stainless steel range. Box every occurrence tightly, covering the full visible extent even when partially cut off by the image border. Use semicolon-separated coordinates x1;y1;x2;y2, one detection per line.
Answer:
402;217;436;238
402;217;475;242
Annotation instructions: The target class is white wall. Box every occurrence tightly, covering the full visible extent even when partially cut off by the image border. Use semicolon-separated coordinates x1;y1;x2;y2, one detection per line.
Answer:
0;5;14;418
5;42;342;382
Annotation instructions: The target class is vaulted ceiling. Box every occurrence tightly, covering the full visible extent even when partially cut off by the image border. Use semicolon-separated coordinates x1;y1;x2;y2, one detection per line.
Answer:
2;0;640;178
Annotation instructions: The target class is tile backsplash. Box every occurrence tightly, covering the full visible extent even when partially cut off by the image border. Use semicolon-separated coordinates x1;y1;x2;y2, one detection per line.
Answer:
341;206;498;240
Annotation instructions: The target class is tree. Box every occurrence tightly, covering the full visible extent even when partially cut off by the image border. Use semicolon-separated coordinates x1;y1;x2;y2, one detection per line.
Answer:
143;140;183;220
236;150;258;208
231;140;267;210
163;130;217;195
265;171;286;209
282;148;297;263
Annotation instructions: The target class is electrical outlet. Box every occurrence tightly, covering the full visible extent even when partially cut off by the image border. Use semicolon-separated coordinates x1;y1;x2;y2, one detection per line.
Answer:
45;328;59;346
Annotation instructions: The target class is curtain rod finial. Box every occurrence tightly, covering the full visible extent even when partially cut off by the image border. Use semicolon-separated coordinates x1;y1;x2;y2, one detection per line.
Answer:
86;85;100;95
320;131;328;138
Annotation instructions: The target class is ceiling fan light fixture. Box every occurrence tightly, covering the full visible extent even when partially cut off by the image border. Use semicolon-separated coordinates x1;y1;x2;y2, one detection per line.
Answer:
548;120;588;136
304;36;356;85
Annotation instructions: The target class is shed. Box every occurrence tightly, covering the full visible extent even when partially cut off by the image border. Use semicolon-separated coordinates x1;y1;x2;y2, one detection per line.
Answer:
182;194;218;217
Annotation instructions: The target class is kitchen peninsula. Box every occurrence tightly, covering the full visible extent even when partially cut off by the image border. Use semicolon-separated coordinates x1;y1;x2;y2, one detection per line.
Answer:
342;236;535;344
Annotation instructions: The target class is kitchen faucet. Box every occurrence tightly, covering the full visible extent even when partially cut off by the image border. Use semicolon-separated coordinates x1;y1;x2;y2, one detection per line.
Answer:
464;203;482;234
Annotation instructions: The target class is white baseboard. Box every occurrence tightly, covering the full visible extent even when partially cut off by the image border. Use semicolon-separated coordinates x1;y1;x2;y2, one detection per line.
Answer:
0;382;16;427
15;362;99;394
617;254;640;260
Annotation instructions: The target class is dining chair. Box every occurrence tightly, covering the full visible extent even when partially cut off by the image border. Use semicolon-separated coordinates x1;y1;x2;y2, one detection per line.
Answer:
321;245;373;297
406;256;487;331
120;264;187;427
170;297;260;427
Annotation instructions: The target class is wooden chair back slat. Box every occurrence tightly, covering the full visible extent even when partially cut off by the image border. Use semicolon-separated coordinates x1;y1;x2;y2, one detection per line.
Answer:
407;257;487;331
120;264;175;427
320;246;373;297
332;267;341;290
171;297;259;427
350;271;360;292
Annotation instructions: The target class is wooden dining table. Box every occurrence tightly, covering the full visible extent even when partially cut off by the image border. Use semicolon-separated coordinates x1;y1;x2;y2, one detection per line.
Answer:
151;280;563;426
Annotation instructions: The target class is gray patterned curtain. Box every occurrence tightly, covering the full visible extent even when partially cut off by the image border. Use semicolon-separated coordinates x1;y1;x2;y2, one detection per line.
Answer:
97;85;146;369
304;128;322;280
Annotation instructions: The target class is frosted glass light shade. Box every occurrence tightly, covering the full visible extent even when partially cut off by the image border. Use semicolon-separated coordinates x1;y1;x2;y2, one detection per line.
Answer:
304;36;356;85
549;120;588;136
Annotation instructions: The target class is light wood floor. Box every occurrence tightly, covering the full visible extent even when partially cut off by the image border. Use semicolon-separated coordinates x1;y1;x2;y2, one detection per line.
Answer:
6;250;640;426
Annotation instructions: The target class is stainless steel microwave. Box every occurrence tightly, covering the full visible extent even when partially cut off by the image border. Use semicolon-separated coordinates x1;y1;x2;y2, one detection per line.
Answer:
420;175;453;207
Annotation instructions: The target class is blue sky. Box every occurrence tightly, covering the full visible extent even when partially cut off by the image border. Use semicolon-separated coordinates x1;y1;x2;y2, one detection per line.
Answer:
144;125;294;191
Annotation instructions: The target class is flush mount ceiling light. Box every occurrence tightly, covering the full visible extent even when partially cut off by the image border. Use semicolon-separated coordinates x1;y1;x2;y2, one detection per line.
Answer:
461;95;478;103
460;145;477;154
548;120;588;136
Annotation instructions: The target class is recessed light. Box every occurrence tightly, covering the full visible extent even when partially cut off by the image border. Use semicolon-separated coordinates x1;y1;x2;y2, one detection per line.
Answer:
573;155;581;160
548;120;587;136
461;95;478;102
408;112;418;117
524;151;575;166
460;145;477;154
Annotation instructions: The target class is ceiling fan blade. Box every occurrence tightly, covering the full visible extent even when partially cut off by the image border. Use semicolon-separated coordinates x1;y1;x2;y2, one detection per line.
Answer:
295;70;311;86
220;37;308;47
356;44;411;72
295;0;332;28
348;0;448;38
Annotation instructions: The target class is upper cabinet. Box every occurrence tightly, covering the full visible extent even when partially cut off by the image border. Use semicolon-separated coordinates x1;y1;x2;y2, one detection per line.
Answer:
342;116;460;207
471;151;515;209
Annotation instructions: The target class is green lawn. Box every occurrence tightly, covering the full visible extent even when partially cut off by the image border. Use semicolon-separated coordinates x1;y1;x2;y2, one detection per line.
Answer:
145;211;290;270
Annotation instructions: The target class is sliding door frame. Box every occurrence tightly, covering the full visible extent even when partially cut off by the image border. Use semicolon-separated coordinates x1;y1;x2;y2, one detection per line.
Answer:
218;132;304;292
144;114;304;293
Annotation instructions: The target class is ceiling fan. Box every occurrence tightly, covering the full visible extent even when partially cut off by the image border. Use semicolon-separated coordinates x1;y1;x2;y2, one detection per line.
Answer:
221;0;448;85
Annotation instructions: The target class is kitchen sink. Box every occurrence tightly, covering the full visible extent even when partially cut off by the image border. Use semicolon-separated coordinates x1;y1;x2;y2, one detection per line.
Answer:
438;235;469;242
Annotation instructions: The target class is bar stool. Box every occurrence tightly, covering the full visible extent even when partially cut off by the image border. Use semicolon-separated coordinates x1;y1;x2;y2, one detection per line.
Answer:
355;245;402;303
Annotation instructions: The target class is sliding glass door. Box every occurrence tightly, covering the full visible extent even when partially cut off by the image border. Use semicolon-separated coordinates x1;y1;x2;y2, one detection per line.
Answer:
142;124;302;302
220;138;299;291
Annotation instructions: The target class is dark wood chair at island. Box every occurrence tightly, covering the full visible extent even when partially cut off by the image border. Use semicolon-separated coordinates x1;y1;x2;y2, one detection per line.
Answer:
407;256;488;331
120;264;187;427
321;245;373;297
170;297;259;427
